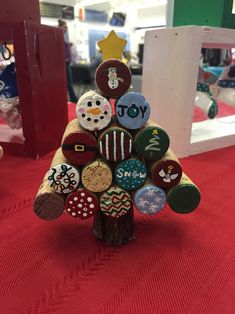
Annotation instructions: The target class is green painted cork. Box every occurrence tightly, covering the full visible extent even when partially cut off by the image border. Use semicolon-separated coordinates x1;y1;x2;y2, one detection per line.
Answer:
115;158;147;191
134;125;170;161
167;173;201;214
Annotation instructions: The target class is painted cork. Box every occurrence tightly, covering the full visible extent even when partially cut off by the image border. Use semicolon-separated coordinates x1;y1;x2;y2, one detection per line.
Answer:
167;173;201;214
98;126;133;162
150;149;182;189
135;126;170;161
76;90;112;131
62;131;97;165
95;59;132;98
116;92;150;130
115;158;147;190
82;160;113;193
134;184;166;215
47;163;80;194
65;188;100;219
100;186;131;218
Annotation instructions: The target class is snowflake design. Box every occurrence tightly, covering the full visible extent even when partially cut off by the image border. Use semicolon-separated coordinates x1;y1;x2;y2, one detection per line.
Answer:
145;188;156;197
139;197;148;208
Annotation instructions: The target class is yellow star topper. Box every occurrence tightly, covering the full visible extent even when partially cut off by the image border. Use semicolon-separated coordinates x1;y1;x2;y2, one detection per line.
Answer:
98;30;127;61
152;129;159;135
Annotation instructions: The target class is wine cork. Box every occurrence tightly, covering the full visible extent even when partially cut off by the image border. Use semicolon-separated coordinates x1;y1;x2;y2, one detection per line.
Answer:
34;174;65;220
134;184;166;215
34;149;68;220
116;92;150;130
149;148;182;189
134;125;170;161
47;164;80;194
76;90;112;131
65;188;100;219
34;148;76;220
61;119;80;142
46;148;80;194
98;126;133;162
114;158;147;191
167;173;201;214
61;119;97;165
100;186;132;218
82;160;113;193
95;59;132;98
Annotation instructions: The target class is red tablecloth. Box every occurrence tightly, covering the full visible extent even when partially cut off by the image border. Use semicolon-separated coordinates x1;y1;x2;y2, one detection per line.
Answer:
0;145;235;314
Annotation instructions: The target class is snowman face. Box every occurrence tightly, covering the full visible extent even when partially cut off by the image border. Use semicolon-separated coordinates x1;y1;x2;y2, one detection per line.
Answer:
76;92;112;131
108;67;117;80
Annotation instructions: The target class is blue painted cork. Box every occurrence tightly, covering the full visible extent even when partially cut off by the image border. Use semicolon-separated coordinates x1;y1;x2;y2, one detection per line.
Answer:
134;184;166;215
116;92;150;130
115;158;147;190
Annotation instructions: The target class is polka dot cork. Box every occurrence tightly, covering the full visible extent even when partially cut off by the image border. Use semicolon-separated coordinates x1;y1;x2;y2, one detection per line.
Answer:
76;90;112;131
100;186;131;218
82;160;113;193
115;158;147;190
134;185;166;215
98;126;133;162
61;131;97;166
116;92;150;130
95;59;132;98
47;163;80;194
135;125;170;161
65;188;100;219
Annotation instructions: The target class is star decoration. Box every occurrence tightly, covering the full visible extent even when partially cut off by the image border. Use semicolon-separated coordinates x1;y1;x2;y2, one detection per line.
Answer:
98;30;127;61
152;129;158;135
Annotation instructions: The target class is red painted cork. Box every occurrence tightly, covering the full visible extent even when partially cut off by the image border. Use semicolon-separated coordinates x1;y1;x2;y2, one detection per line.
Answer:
65;188;100;219
62;131;97;165
95;59;132;98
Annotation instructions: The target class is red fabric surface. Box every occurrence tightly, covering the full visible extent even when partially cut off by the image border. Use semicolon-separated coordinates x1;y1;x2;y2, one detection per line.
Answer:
1;103;235;313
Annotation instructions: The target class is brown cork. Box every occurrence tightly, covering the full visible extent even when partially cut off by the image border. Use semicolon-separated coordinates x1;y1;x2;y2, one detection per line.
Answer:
81;160;113;193
50;147;68;165
61;119;81;143
33;148;69;220
33;173;65;220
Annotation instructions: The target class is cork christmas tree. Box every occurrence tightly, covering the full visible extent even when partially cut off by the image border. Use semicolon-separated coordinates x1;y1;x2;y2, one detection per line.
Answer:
33;30;201;246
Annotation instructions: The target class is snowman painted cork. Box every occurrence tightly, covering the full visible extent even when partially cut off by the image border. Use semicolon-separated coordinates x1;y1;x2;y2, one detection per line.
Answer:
76;90;112;131
95;59;132;99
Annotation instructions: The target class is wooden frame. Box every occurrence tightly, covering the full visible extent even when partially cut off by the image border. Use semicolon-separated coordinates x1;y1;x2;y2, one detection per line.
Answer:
142;25;235;157
0;21;68;157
